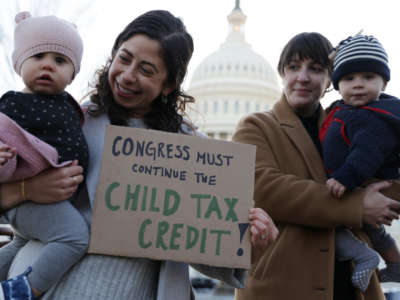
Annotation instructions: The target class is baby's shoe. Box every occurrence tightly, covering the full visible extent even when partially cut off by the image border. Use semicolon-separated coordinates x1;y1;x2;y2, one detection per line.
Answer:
0;267;36;300
351;248;380;293
379;262;400;282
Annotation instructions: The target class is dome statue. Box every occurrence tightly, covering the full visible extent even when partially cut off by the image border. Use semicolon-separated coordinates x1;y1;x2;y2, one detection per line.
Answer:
188;1;281;140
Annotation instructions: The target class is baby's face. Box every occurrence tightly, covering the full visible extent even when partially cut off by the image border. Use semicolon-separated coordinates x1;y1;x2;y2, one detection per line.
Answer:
20;52;74;95
338;72;387;107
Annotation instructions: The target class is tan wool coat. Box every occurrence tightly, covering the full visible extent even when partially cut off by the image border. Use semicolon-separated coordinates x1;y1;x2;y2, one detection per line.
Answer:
232;95;385;300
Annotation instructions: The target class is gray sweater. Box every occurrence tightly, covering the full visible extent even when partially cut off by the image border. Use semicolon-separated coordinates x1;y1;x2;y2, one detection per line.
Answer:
7;109;247;300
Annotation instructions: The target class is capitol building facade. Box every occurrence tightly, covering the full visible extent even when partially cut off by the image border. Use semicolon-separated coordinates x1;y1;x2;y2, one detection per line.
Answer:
187;2;281;140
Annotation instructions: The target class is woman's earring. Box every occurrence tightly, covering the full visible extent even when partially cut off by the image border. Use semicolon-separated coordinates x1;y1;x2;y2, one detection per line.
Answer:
161;94;168;104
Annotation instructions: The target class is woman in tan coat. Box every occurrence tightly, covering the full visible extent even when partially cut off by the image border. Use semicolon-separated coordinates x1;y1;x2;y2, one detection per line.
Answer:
233;32;400;300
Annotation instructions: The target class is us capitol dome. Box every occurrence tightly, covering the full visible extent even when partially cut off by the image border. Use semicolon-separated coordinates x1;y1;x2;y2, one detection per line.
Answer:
187;1;281;140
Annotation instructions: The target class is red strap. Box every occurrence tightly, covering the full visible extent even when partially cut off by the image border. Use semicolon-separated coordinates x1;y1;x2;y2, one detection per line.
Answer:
332;118;350;146
325;166;333;175
319;106;342;142
360;106;393;115
321;104;390;148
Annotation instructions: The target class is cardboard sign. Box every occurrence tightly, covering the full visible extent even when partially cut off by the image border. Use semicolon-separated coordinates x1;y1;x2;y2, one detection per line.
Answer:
88;125;256;269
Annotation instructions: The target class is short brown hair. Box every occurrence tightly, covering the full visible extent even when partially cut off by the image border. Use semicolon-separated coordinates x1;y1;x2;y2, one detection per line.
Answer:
277;32;333;77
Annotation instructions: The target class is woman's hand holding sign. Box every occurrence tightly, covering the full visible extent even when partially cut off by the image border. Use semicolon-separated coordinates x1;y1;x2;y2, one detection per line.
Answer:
249;208;278;263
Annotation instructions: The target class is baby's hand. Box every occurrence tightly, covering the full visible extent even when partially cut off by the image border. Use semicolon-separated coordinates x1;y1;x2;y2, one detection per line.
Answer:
327;178;346;198
0;144;16;165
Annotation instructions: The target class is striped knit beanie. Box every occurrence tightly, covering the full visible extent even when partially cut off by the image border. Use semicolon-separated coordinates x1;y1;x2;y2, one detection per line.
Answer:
331;34;390;90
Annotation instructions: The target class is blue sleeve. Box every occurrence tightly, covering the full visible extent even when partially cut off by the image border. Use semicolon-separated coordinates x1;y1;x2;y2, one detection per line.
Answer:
330;110;398;189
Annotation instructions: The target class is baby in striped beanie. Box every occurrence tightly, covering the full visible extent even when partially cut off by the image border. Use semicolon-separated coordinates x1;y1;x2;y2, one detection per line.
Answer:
320;34;400;292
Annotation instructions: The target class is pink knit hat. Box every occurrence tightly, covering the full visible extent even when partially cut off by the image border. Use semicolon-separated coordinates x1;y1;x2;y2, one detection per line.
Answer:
12;11;83;76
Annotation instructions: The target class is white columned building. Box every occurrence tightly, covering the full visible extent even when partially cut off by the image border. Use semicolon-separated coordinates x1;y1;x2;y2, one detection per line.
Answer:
188;2;280;140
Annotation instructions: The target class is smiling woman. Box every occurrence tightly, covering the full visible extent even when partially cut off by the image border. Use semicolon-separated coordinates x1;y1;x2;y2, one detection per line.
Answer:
108;34;171;117
88;11;196;133
0;9;278;300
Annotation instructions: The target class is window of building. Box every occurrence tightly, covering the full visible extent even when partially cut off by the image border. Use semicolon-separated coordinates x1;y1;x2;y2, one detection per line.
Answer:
213;101;218;113
245;102;250;113
204;101;208;113
234;101;239;114
223;101;228;113
255;103;260;111
219;132;228;140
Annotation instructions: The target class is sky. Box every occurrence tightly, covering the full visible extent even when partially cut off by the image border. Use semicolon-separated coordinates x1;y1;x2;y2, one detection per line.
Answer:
2;0;400;107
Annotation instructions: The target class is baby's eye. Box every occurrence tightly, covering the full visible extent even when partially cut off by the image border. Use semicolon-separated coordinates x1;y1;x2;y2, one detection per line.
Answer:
33;53;44;59
342;75;354;81
55;56;67;64
364;74;376;80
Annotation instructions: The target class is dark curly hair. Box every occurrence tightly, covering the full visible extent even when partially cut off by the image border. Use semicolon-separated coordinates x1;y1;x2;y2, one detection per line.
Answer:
88;10;194;133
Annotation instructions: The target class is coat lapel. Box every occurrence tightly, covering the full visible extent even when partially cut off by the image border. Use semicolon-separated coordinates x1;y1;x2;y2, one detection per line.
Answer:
273;96;327;183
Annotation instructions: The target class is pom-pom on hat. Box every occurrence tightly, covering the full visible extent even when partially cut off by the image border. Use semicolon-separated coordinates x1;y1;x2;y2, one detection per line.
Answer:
331;34;390;90
12;11;83;76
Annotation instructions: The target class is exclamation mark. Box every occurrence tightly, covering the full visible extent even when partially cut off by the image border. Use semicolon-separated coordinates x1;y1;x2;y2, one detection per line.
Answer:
237;223;249;256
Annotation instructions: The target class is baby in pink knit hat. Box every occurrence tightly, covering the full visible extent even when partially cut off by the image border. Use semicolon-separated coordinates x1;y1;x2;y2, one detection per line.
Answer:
0;12;89;300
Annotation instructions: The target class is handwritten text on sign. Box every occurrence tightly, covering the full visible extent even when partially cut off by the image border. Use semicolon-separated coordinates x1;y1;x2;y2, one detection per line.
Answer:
89;125;256;268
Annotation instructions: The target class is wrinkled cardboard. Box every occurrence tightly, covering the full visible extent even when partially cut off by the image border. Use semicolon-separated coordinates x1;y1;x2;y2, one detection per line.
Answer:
89;125;256;268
